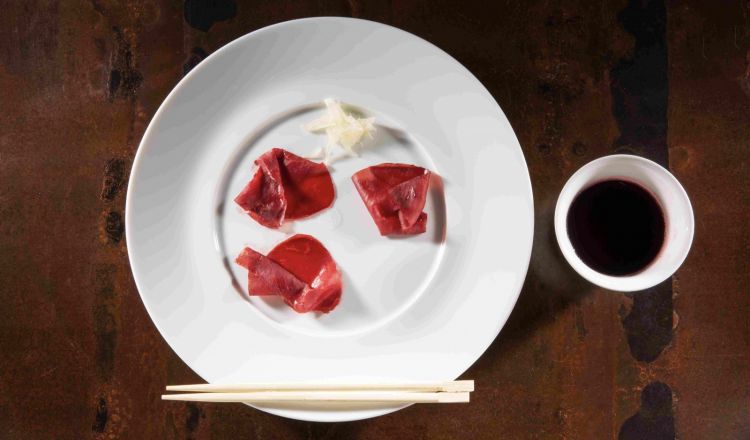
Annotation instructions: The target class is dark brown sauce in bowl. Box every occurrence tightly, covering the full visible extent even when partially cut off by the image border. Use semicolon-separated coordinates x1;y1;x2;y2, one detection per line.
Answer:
566;180;665;276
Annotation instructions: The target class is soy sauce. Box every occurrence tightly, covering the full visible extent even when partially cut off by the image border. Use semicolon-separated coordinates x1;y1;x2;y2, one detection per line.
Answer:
567;180;665;276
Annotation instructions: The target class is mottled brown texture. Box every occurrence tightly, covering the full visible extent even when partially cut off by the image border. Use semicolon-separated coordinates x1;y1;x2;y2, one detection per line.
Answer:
1;0;748;438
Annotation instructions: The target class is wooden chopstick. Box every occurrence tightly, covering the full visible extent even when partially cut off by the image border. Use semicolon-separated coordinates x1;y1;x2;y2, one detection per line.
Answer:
163;381;474;404
162;391;470;403
166;380;474;393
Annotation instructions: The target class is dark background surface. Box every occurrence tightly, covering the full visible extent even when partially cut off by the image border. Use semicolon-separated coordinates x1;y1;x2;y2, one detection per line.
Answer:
1;0;749;438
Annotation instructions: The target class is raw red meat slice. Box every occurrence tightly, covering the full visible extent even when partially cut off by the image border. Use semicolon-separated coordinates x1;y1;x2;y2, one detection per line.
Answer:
373;212;428;236
390;172;431;229
268;234;342;313
234;148;335;228
235;234;342;313
235;247;305;300
352;163;431;235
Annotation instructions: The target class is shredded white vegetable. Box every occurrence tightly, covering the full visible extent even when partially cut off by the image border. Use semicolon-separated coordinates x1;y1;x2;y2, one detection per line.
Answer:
303;99;375;163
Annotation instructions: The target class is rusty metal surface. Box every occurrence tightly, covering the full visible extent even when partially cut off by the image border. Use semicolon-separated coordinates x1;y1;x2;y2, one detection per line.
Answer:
1;0;749;438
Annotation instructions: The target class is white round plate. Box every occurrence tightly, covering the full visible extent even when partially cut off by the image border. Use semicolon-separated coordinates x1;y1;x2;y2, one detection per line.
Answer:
127;17;533;422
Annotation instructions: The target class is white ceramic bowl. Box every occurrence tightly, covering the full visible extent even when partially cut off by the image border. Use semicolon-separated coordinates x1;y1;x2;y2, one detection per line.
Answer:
554;155;693;291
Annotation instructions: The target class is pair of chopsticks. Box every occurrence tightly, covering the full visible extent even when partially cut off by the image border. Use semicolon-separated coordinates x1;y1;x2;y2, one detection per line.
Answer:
162;380;474;404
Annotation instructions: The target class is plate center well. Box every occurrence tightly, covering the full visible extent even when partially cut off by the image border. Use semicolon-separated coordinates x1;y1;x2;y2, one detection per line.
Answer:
215;104;447;337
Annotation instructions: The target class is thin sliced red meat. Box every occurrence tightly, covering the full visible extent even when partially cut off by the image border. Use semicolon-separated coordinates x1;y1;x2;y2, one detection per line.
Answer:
352;163;431;235
375;212;428;236
235;234;342;313
235;247;305;300
391;173;431;229
234;148;335;228
268;234;342;313
234;164;285;228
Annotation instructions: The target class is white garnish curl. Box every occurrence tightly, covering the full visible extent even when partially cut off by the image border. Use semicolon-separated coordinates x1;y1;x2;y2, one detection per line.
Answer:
304;99;375;162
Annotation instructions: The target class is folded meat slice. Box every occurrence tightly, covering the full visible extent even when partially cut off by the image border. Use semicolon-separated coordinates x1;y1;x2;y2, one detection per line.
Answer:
235;247;305;301
268;235;342;313
351;163;431;235
234;148;335;228
235;234;342;313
